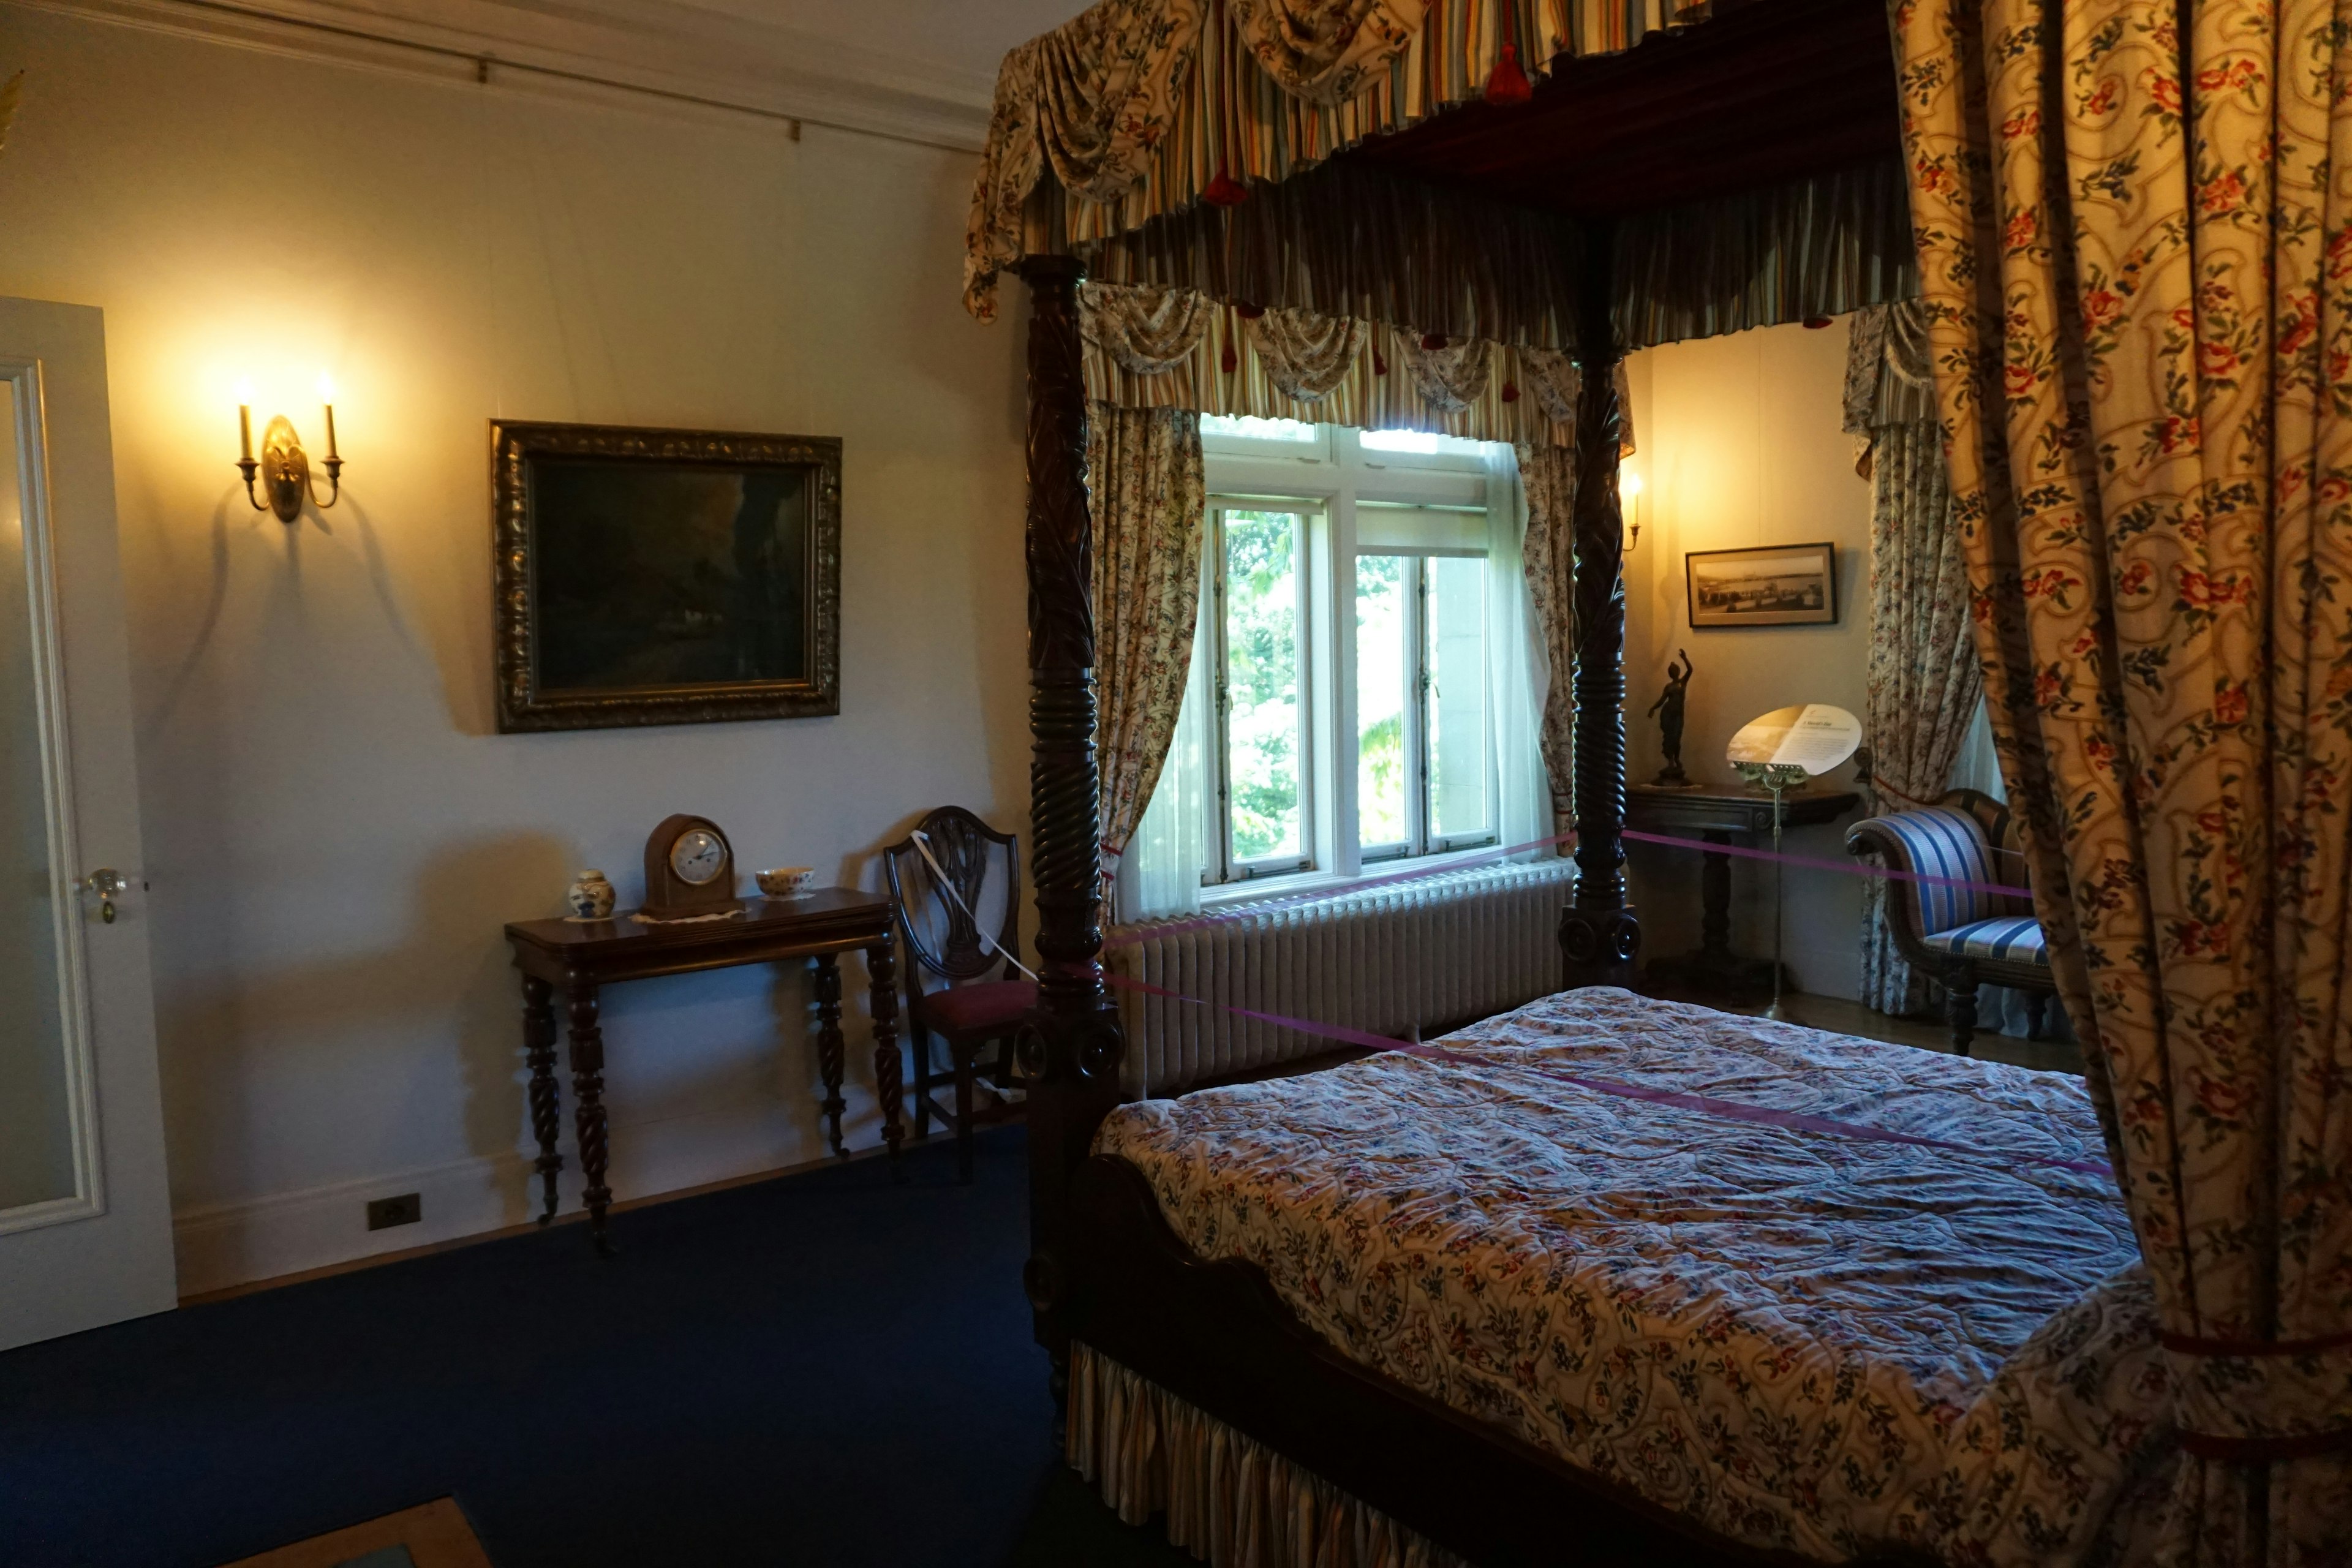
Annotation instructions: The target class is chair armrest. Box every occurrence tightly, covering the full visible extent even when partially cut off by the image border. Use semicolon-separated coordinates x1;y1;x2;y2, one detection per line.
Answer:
1846;815;1955;973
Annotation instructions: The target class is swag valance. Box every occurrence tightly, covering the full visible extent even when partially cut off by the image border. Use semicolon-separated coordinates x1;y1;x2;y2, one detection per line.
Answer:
1082;280;1635;447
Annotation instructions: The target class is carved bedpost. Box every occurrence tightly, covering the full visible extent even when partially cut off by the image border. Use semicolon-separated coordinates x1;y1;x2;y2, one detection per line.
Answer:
1011;256;1127;1410
1560;222;1642;989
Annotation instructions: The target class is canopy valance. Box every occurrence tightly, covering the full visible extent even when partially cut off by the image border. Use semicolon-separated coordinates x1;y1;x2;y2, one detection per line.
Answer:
965;0;1710;323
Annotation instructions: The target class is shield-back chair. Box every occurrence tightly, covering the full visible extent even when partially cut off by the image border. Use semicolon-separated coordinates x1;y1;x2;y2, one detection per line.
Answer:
881;807;1035;1181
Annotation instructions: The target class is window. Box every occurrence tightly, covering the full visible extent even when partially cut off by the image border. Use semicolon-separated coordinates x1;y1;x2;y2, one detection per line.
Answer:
1354;512;1494;859
1212;505;1314;877
1177;424;1523;892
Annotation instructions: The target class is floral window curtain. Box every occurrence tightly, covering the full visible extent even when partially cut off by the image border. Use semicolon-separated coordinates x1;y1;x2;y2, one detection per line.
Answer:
1895;0;2352;1557
1090;403;1208;880
1515;366;1632;838
1845;302;1981;1017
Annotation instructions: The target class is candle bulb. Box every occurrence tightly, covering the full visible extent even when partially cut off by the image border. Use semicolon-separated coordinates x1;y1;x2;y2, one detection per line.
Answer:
237;380;253;463
317;373;337;461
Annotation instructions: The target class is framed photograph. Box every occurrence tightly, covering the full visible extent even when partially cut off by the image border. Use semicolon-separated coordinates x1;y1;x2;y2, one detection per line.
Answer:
1684;541;1838;628
490;420;841;733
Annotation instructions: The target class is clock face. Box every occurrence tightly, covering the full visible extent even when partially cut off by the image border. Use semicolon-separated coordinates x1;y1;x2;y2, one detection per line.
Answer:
669;828;728;886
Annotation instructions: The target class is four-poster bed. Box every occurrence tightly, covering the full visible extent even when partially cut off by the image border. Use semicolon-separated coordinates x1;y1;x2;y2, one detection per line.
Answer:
969;0;2352;1562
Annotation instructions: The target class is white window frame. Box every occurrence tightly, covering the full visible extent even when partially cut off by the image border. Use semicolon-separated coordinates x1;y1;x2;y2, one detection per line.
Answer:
1207;499;1321;881
1191;424;1500;899
1351;544;1499;863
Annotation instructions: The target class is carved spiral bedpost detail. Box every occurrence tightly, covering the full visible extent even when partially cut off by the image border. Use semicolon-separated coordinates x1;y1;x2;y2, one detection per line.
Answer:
1559;222;1642;989
1013;256;1128;1417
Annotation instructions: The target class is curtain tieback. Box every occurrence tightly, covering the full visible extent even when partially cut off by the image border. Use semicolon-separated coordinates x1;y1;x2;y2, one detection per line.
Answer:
1866;778;1945;814
2161;1331;2352;1460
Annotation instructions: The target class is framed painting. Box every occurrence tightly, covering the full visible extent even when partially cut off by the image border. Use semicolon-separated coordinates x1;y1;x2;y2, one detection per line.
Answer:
490;420;841;733
1684;541;1838;628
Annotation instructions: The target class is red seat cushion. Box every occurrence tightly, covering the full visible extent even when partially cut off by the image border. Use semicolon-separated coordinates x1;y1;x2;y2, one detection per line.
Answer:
916;979;1037;1038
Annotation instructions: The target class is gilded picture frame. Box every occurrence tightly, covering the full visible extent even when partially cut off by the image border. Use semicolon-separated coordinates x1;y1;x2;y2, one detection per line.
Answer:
490;420;842;733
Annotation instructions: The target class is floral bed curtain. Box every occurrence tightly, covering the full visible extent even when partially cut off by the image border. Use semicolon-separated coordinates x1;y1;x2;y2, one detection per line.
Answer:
1896;0;2352;1556
1845;301;1981;1016
1090;402;1208;880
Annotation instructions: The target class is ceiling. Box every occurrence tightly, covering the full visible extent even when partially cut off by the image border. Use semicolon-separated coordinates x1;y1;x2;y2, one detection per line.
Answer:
681;0;1079;89
67;0;1079;148
80;0;1893;175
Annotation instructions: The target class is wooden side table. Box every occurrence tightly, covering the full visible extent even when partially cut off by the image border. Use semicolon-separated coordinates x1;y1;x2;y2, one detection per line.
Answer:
503;888;903;1253
1627;782;1861;1004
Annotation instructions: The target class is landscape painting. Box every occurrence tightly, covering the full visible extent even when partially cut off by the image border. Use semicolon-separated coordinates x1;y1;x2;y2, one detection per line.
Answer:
1685;542;1837;628
491;421;841;732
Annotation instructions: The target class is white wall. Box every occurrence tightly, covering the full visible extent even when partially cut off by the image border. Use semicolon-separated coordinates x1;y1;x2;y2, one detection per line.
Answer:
0;7;1031;1292
1620;320;1874;1000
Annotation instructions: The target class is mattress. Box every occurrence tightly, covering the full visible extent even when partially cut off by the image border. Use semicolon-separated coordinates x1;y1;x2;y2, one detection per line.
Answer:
1093;987;2174;1565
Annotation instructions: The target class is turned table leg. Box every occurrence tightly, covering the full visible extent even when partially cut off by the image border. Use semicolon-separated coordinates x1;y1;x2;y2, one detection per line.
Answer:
522;974;563;1224
812;955;848;1158
869;938;904;1167
565;973;614;1255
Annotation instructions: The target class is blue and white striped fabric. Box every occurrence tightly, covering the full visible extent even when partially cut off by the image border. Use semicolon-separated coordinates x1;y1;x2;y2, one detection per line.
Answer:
1920;916;2049;965
1870;807;2004;934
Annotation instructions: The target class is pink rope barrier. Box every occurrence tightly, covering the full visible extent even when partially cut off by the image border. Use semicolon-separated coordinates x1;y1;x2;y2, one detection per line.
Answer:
1107;821;2033;951
1618;828;2032;899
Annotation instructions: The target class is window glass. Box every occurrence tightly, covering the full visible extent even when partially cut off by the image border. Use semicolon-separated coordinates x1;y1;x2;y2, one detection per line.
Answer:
1355;555;1409;850
1222;510;1304;864
1360;428;1488;457
1426;556;1490;842
1204;414;1319;443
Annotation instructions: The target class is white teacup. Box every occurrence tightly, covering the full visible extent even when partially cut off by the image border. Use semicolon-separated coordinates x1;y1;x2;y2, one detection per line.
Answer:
756;866;818;899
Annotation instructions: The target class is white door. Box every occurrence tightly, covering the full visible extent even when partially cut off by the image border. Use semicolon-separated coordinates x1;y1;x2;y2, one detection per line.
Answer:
0;297;176;1351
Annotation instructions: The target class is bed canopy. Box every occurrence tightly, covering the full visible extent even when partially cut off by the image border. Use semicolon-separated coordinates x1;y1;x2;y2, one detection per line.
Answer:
966;0;2352;1559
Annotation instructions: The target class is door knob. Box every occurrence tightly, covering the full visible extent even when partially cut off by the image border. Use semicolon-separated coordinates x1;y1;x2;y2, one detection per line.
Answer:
83;868;129;924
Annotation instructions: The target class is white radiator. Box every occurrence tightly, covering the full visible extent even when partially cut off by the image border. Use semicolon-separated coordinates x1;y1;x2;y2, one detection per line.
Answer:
1107;858;1578;1096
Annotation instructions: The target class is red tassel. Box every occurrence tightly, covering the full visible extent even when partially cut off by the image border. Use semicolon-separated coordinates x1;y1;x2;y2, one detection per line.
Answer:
1235;301;1267;320
1501;380;1520;403
1204;165;1248;206
1221;339;1238;374
1373;349;1389;375
1483;43;1532;106
1803;315;1834;329
1420;332;1448;351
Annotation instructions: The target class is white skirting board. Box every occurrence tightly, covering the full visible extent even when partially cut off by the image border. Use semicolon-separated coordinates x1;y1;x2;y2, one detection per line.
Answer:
170;1093;887;1297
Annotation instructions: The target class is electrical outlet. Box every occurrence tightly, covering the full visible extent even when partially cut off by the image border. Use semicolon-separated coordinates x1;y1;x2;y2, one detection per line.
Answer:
366;1193;422;1231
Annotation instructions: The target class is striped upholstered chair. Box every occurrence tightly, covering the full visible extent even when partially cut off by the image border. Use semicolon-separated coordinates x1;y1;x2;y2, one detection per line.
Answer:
1844;788;2056;1056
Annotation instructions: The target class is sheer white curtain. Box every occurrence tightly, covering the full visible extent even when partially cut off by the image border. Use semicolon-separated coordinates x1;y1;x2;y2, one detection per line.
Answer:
1117;567;1212;923
1483;442;1556;857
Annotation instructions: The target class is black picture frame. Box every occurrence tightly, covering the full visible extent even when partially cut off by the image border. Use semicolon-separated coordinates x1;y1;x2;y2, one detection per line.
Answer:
490;420;842;733
1684;541;1838;628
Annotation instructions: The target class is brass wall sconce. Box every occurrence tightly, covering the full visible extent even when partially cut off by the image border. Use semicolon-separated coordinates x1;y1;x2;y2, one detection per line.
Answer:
1621;469;1643;554
237;377;342;523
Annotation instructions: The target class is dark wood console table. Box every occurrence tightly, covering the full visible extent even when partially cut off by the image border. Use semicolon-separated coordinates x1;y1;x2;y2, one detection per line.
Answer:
1627;782;1862;1004
503;888;902;1253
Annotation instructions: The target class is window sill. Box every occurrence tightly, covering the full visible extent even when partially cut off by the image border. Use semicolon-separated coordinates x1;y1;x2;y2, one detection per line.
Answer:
1197;842;1523;913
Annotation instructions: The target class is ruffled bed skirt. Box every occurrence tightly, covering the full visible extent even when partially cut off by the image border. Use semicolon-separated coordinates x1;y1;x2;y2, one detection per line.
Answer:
1067;1341;1468;1568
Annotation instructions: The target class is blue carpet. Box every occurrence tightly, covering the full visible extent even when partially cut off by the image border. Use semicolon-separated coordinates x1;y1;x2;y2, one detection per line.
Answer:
0;1125;1193;1567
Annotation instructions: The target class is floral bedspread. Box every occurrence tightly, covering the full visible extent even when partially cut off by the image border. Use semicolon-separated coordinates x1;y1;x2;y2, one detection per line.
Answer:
1093;988;2174;1565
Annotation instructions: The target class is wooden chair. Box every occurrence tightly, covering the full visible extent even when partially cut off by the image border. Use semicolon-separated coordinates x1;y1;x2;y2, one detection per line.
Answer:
1844;788;2059;1055
881;807;1035;1180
